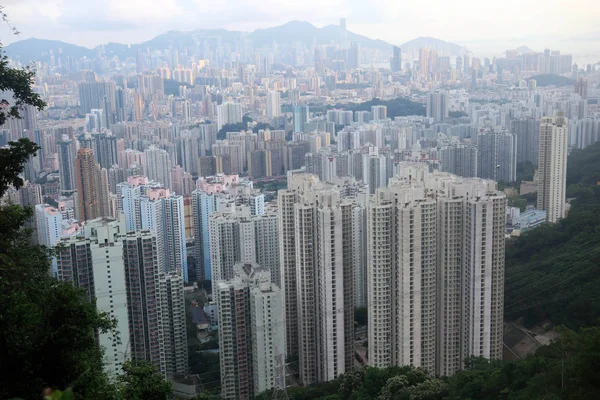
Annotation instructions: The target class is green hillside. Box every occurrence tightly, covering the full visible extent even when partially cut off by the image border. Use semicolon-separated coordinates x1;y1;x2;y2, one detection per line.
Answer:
256;326;600;399
530;74;575;87
504;142;600;329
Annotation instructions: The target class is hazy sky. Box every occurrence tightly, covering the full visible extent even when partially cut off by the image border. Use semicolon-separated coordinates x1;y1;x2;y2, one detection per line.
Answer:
2;0;599;53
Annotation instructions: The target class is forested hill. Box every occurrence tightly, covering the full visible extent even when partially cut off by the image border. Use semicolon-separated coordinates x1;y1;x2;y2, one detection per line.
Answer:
504;142;600;329
329;97;426;118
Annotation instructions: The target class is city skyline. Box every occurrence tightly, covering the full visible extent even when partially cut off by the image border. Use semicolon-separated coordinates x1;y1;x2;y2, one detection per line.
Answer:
3;2;600;59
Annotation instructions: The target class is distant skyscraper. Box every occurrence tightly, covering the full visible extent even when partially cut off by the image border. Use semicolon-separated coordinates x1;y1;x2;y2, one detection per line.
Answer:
78;81;116;127
362;148;388;194
293;105;309;133
439;144;478;178
74;148;111;221
426;92;449;122
348;42;361;69
537;115;568;223
371;105;387;121
511;117;540;165
339;17;348;50
419;47;430;77
57;135;76;196
217;102;243;130
145;146;172;188
477;128;517;182
192;189;216;281
266;91;281;119
391;46;402;72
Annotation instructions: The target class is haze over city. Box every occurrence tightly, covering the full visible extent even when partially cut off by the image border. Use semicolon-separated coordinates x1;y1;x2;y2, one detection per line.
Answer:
1;0;600;399
3;0;600;59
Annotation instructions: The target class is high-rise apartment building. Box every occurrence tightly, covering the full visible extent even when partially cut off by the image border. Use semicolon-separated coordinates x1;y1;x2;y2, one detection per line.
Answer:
56;217;130;377
158;272;188;377
75;148;111;221
35;204;63;275
192;189;216;281
278;174;356;385
266;91;281;119
367;163;506;376
439;144;478;178
362;147;388;194
371;105;387;121
57;135;76;196
477;128;517;182
537;115;568;223
426;92;449;122
78;81;116;127
391;46;402;72
57;215;188;378
217;263;285;400
117;178;188;280
293;105;309;133
511;117;540;165
217;102;243;130
208;208;279;293
145;146;173;189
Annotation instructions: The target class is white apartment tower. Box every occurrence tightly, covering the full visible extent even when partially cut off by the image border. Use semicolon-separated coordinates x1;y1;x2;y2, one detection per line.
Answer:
217;102;243;130
266;91;281;119
57;215;188;378
217;263;285;399
278;173;355;386
208;209;280;294
56;217;130;377
366;163;506;376
537;115;568;223
144;146;172;189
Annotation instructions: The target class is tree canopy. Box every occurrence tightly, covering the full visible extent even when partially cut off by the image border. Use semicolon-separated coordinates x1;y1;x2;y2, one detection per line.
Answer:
504;142;600;329
256;326;600;400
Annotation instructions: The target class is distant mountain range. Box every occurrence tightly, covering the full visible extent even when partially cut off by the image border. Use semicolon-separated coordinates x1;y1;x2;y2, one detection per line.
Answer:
4;20;467;64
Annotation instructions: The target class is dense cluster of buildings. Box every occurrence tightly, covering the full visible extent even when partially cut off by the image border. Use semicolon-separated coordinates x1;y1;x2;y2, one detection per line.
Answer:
2;16;598;399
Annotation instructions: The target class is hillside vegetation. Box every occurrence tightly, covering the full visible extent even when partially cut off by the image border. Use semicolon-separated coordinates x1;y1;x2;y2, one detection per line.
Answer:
256;326;600;399
504;142;600;329
530;74;575;87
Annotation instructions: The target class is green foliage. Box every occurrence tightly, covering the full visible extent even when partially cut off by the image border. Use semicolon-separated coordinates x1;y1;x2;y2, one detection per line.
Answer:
253;122;274;133
217;122;247;140
0;138;40;197
189;345;221;391
448;110;468;118
566;142;600;186
118;360;172;400
516;161;535;182
42;387;75;400
0;46;46;126
530;74;575;87
163;78;193;96
0;204;120;400
330;97;426;118
259;327;600;400
504;143;600;329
